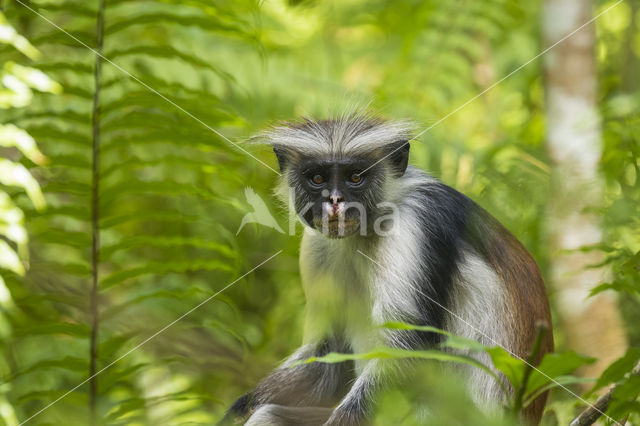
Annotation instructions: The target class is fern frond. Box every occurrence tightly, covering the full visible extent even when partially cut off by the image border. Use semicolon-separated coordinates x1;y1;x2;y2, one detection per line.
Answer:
99;209;198;229
106;45;233;79
101;259;234;289
100;236;235;259
104;12;245;37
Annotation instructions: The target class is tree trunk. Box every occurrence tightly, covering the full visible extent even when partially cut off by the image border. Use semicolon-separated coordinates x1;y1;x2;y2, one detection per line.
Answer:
543;0;626;379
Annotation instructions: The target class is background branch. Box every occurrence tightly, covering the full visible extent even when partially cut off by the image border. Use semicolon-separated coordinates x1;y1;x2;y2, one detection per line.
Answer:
570;360;640;426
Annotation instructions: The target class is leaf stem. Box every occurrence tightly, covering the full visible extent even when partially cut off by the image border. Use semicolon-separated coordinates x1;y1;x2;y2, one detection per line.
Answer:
89;0;105;424
512;323;548;416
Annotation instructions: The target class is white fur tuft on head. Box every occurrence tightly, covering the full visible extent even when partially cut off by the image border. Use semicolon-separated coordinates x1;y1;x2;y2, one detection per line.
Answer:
257;111;416;157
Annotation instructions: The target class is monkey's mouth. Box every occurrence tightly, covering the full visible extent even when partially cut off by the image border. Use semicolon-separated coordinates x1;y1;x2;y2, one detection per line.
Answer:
313;217;361;238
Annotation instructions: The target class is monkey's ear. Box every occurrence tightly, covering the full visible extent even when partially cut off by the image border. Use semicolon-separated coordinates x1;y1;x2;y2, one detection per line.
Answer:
386;141;410;177
273;147;289;172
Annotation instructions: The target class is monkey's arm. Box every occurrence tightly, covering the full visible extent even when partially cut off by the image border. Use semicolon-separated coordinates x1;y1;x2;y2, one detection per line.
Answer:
322;360;381;426
323;326;435;425
221;339;351;424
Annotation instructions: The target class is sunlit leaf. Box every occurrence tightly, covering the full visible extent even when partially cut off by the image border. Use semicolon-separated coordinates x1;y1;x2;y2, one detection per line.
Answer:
0;124;47;165
0;159;45;210
0;239;24;275
5;62;63;94
0;13;40;59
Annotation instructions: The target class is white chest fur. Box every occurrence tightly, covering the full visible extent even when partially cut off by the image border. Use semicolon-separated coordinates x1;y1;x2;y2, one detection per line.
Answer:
299;229;423;357
299;233;377;356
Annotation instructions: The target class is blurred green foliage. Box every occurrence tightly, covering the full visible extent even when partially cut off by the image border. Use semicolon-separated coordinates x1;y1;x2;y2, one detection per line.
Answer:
0;0;638;424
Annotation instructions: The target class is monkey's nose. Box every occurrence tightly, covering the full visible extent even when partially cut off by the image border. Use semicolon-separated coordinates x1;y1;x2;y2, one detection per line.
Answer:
329;194;344;204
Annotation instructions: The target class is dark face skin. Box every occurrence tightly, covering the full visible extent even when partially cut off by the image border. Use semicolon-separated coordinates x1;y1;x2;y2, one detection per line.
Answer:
294;157;380;238
274;142;409;238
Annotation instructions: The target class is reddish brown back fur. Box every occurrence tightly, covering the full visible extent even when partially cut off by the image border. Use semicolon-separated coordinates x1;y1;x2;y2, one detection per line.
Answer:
468;208;554;424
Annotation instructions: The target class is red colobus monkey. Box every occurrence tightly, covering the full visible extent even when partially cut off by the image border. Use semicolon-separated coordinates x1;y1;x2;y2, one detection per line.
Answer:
223;112;553;425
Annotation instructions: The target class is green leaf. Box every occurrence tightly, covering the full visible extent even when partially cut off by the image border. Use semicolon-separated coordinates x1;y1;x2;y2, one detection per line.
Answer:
487;346;525;392
99;209;197;229
523;376;594;408
303;346;503;392
590;347;640;394
100;74;224;104
101;153;219;178
26;205;89;222
0;239;24;275
101;285;213;320
608;375;640;419
10;356;88;380
35;2;97;18
15;322;91;338
100;259;233;288
100;235;235;259
525;351;596;396
0;13;40;59
36;61;93;75
99;180;215;206
5;62;62;94
104;12;245;37
36;260;91;277
12;109;91;126
15;292;87;311
0;124;47;164
100;91;234;127
34;229;91;249
98;363;149;390
52;83;93;100
105;397;147;422
43;181;91;196
0;159;46;209
24;124;90;148
106;45;234;79
16;389;87;406
100;110;182;134
383;321;487;351
32;30;96;48
47;153;92;169
99;334;136;360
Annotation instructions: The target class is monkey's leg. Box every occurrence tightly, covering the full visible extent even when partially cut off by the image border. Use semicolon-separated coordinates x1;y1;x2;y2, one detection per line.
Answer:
221;339;352;424
323;360;381;426
245;404;334;426
324;329;427;426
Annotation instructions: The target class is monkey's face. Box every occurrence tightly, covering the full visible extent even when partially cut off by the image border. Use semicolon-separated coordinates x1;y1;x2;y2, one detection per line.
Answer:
290;157;385;238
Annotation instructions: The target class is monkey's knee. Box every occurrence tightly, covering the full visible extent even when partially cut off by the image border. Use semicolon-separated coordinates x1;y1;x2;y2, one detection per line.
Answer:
246;404;333;426
218;393;252;425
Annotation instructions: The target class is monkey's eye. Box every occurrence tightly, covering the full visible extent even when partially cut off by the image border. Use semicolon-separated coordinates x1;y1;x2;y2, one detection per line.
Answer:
348;172;363;185
310;174;325;185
